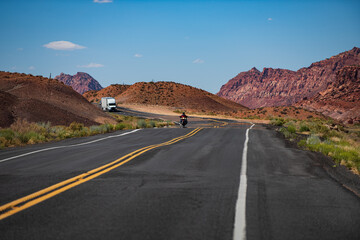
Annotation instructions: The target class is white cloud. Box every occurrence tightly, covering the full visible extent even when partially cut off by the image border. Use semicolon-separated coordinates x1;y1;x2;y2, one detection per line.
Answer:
134;53;143;58
94;0;113;3
77;63;104;68
17;48;23;51
28;66;35;70
43;41;86;51
193;58;204;64
11;66;16;70
268;18;273;21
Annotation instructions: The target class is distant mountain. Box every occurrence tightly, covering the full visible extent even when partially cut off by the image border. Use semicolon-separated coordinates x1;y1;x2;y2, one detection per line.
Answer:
0;71;116;128
217;47;360;109
296;66;360;124
55;72;103;94
83;84;130;103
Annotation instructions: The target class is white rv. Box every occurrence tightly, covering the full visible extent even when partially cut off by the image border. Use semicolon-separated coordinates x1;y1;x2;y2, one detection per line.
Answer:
101;97;117;112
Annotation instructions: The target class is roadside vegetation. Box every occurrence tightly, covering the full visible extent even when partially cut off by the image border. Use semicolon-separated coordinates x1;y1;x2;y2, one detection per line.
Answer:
0;116;173;149
270;117;360;175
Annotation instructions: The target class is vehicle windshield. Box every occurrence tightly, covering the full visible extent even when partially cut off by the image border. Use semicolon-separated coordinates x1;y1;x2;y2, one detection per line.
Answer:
109;103;116;106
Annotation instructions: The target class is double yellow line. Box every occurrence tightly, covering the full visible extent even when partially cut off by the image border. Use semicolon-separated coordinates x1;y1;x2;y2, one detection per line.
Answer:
207;119;228;128
0;127;203;220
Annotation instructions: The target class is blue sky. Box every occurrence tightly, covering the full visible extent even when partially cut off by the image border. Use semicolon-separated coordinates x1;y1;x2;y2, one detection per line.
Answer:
1;0;359;93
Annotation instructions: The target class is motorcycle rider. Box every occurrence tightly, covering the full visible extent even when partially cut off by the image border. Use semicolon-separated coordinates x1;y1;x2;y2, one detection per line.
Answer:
179;112;188;127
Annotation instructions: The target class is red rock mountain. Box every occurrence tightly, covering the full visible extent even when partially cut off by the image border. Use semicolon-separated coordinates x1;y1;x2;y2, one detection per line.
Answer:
83;84;130;103
296;66;360;124
0;72;116;128
55;72;103;94
217;47;360;109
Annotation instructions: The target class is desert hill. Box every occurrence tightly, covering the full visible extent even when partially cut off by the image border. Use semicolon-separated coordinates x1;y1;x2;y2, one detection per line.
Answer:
83;81;327;121
55;72;103;94
84;81;248;115
84;84;130;103
217;47;360;109
0;72;116;128
296;66;360;124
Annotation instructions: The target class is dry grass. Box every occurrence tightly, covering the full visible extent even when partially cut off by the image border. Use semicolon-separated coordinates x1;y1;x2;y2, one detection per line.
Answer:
0;117;173;149
272;118;360;174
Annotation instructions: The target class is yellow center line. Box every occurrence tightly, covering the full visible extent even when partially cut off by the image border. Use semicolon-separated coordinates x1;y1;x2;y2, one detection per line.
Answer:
206;119;228;127
0;127;203;220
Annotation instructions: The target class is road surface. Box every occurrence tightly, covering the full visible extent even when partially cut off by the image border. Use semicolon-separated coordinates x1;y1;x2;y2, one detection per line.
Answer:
0;116;359;240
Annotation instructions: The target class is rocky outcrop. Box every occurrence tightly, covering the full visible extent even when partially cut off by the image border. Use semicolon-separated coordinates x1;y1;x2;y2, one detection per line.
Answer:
296;66;360;124
0;72;116;128
55;72;103;94
217;47;360;109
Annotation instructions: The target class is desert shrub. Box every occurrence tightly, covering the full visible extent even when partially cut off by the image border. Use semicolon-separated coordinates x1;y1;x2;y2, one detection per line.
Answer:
0;129;15;140
76;127;90;137
0;137;7;148
37;122;51;130
298;139;307;147
115;123;126;130
19;131;45;144
125;123;134;129
323;130;341;139
137;119;147;128
280;127;296;139
148;121;156;128
287;125;296;134
103;124;114;132
10;119;43;134
271;118;285;126
299;124;310;132
69;122;84;131
306;134;321;145
89;125;103;134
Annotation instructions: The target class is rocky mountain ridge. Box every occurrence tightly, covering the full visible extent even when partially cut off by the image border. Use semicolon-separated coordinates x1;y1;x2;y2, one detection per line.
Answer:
296;66;360;124
217;47;360;109
55;72;103;94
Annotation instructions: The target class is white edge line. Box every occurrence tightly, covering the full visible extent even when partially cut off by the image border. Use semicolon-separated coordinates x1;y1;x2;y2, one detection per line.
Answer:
0;129;141;163
233;123;255;240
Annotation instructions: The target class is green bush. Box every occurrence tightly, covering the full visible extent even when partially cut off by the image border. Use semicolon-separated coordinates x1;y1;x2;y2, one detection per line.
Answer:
287;125;296;134
299;124;310;132
148;121;156;128
271;118;285;126
137;119;147;128
280;127;295;139
115;123;126;130
0;129;15;140
298;139;307;147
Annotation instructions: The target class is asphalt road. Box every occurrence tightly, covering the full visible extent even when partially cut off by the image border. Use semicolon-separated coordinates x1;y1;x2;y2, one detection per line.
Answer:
0;116;359;240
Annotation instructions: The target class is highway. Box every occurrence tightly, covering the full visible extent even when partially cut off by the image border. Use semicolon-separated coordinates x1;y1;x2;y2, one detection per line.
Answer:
0;115;359;240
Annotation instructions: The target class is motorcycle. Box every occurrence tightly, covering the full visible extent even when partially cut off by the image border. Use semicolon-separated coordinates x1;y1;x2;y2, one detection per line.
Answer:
180;117;188;128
